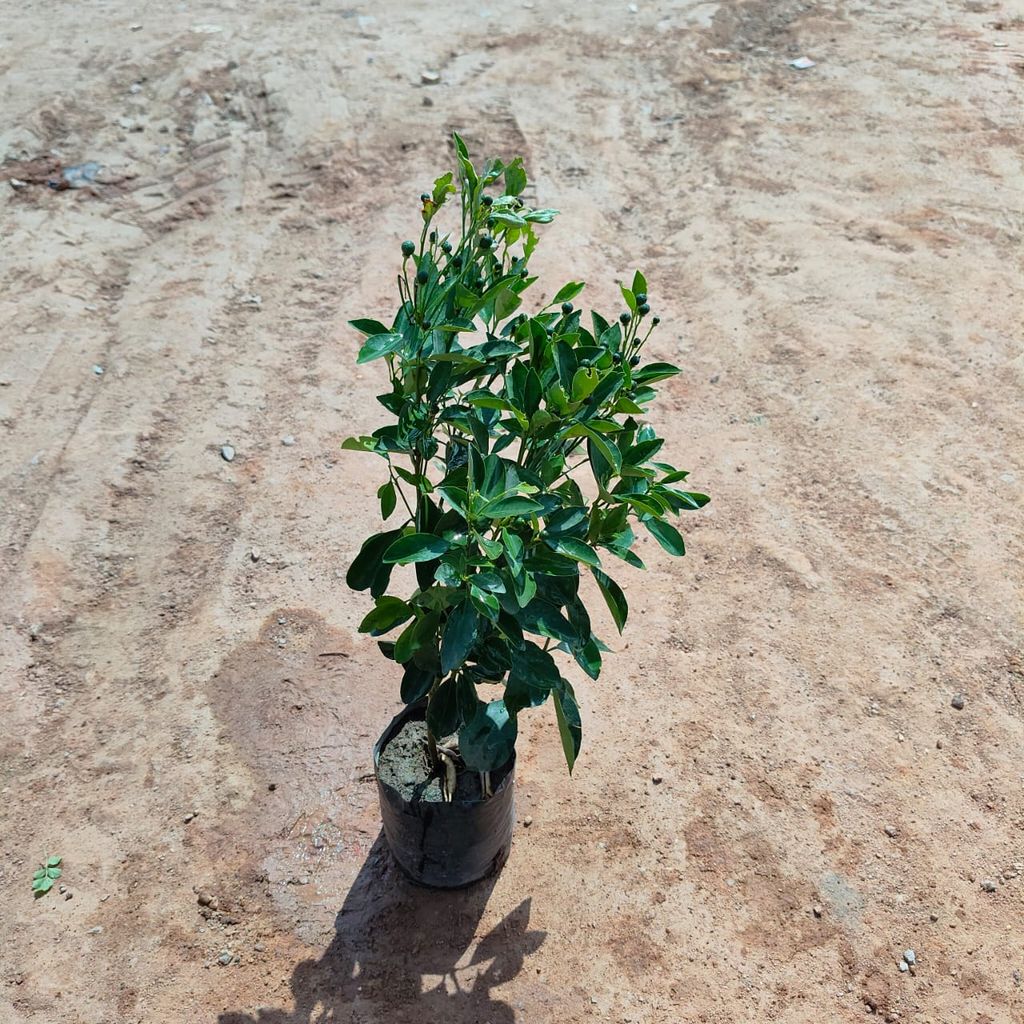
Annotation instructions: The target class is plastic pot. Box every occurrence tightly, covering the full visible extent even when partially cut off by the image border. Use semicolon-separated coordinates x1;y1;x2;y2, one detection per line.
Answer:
373;700;516;888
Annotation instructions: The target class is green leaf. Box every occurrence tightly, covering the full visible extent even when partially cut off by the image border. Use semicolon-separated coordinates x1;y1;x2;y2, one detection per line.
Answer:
432;170;456;206
472;571;506;593
401;664;435;704
46;866;62;880
349;318;390;337
479;495;544;519
633;362;681;384
394;610;440;664
505;640;560;714
440;601;480;674
571;366;599;402
427;676;463;737
547;536;601;567
504;158;527;197
33;876;54;895
347;530;404;590
359;596;414;636
45;856;62;868
644;517;686;556
341;435;378;453
356;332;404;364
631;269;647;296
552;281;585;306
573;636;602;680
586;429;623;476
377;481;397;520
460;699;517;772
592;568;628;634
524;208;559;223
383;533;451;564
553;679;582;773
620;283;637;314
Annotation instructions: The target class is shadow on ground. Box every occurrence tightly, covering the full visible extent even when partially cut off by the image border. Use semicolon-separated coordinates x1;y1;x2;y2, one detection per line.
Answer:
219;834;544;1023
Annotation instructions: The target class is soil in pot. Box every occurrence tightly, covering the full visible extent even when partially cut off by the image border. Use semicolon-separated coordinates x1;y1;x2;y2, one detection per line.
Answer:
377;718;512;803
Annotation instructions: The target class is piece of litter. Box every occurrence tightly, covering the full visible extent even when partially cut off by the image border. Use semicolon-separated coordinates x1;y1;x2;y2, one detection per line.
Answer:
60;162;103;189
788;57;816;70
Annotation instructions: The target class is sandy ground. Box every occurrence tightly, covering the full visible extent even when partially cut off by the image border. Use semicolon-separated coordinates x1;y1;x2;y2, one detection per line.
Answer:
2;1;1023;1021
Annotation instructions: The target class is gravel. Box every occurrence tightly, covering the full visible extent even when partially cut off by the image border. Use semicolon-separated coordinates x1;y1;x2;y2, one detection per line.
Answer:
220;444;235;462
951;693;965;710
980;879;997;892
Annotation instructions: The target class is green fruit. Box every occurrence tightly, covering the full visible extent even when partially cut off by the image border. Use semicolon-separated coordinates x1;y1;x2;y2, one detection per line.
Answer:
420;192;430;202
619;312;631;324
630;354;640;367
561;302;573;315
638;303;650;316
635;292;647;304
441;240;453;253
613;352;622;364
478;235;493;250
401;240;415;257
416;269;429;285
652;316;661;326
482;195;493;207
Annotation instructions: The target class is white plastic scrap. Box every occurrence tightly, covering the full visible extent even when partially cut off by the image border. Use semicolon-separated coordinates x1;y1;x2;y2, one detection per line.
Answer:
788;56;816;70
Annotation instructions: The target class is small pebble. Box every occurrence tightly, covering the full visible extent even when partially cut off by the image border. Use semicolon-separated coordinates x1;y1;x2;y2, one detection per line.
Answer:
936;738;944;749
250;548;261;562
88;926;103;935
929;912;939;922
980;879;997;892
884;825;899;838
217;951;232;966
64;891;73;901
92;365;104;375
899;960;909;973
420;69;441;84
268;782;277;791
903;949;916;966
184;811;197;823
812;905;822;918
422;96;434;107
951;694;965;710
523;816;533;827
280;435;295;447
652;774;663;784
220;444;235;462
254;942;266;953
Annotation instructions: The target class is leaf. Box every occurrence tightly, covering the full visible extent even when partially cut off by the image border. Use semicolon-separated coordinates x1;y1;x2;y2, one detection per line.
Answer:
46;866;62;880
619;283;636;314
504;158;527;197
472;571;506;593
341;435;378;453
592;568;628;633
631;269;647;296
356;332;404;364
383;533;451;564
359;596;414;636
427;676;463;737
553;679;582;773
547;536;601;567
45;856;62;868
394;610;440;664
573;636;602;680
479;495;544;519
432;170;456;206
552;281;585;306
644;517;686;556
586;429;622;476
633;362;681;384
33;876;54;895
440;600;480;674
505;640;561;714
347;530;404;590
377;481;397;519
460;699;517;772
571;366;599;402
349;318;390;337
401;663;435;704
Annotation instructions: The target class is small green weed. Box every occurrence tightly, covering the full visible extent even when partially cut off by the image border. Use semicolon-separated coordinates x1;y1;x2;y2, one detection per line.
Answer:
32;855;62;897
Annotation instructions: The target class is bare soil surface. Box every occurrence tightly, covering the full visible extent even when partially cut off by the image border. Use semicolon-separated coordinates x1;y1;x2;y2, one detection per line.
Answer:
2;2;1022;1022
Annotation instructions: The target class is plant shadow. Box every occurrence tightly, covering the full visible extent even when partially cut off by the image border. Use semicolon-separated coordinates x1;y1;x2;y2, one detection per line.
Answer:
219;834;544;1024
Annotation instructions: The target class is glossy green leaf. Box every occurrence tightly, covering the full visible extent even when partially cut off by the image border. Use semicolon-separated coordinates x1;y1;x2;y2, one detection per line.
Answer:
377;481;397;519
349;318;390;337
440;600;480;674
460;699;517;772
547;536;600;567
359;596;414;636
553;679;582;773
383;533;451;564
592;568;628;634
644;517;686;556
347;530;404;590
553;281;585;306
356;332;404;364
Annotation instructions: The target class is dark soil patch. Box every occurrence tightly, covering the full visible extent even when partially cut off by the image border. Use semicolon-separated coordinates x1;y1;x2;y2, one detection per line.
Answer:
377;718;511;803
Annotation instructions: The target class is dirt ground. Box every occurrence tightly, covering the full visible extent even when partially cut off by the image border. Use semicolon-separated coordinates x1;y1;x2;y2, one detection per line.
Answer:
2;1;1022;1021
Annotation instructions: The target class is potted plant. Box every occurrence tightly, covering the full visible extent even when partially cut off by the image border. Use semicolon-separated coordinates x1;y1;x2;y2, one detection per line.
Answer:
344;134;708;888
